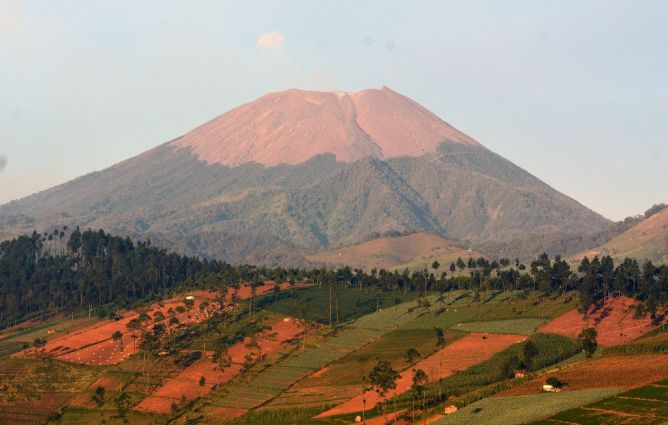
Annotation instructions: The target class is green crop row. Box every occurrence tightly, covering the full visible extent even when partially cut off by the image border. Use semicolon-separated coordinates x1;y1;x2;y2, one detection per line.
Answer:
434;388;623;425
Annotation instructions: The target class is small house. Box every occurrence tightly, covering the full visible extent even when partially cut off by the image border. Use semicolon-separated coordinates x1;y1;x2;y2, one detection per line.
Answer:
514;371;527;379
542;384;561;393
444;405;458;414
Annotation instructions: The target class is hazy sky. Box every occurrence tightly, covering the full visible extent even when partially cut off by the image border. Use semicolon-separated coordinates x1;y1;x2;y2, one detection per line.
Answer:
1;1;666;220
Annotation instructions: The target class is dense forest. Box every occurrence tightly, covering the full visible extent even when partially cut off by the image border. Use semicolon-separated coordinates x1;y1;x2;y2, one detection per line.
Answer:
0;228;666;328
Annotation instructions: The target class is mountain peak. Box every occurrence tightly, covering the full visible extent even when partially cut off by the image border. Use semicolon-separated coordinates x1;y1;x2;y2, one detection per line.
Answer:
170;87;482;167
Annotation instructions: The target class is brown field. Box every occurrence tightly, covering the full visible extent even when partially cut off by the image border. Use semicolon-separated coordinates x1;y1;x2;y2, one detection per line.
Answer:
307;232;481;271
496;353;668;397
316;333;526;417
134;317;304;414
38;294;216;366
538;296;662;346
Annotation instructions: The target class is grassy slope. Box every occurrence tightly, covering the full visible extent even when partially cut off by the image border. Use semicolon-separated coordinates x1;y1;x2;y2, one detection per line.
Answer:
435;388;623;425
531;378;668;425
574;206;668;263
307;232;481;271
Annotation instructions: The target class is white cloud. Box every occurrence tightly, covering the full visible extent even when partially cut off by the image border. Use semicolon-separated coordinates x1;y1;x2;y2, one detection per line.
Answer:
256;31;284;51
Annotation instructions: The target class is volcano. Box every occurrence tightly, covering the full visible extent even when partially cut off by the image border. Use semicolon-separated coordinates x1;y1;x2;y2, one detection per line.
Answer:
0;87;609;265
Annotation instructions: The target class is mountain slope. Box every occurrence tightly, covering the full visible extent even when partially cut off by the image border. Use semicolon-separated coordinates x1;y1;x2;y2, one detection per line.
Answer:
577;206;668;263
307;232;482;271
0;87;610;265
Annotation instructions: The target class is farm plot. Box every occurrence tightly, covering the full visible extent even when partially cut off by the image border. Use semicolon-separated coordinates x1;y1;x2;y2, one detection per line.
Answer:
539;295;662;346
0;359;98;424
400;291;571;332
497;354;668;397
533;379;668;424
29;292;220;366
451;318;546;335
434;388;623;425
209;295;443;413
134;317;304;414
316;332;526;418
268;328;466;409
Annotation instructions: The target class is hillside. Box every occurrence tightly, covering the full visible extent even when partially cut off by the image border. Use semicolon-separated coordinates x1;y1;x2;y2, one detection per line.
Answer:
576;206;668;263
307;232;482;271
0;87;610;265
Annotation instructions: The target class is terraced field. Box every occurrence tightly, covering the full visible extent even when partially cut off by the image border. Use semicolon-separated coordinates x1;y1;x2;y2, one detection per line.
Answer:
532;379;668;424
434;388;623;425
451;318;546;335
206;295;444;412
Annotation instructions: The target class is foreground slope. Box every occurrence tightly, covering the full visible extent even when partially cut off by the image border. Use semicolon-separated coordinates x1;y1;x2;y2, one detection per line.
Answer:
0;88;609;264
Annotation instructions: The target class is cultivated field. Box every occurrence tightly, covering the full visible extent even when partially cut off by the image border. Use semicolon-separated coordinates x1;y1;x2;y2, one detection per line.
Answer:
532;378;668;424
134;317;303;414
497;353;668;397
452;318;546;335
434;388;623;425
317;332;526;417
539;295;662;346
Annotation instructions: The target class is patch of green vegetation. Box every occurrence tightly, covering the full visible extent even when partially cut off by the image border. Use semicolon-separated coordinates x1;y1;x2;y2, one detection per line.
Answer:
58;406;167;425
0;359;97;403
266;286;420;324
400;291;577;331
223;407;330;425
434;388;623;425
530;379;668;424
451;318;546;335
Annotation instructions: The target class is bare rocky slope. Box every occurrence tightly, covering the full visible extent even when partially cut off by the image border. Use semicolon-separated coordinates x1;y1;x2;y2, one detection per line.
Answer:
0;87;610;265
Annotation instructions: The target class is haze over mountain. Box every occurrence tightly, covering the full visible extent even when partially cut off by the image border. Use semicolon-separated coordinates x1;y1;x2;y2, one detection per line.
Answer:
0;87;610;265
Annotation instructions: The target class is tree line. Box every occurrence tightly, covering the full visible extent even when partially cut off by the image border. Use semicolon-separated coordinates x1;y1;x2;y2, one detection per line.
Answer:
0;228;666;328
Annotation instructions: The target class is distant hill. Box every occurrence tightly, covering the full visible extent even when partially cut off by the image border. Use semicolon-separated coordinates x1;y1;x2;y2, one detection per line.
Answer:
0;87;610;265
575;205;668;263
307;232;482;271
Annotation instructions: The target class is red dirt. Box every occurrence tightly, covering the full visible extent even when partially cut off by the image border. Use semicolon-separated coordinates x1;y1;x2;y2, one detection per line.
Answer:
538;296;663;346
170;87;481;168
316;333;526;417
134;317;304;414
21;292;220;366
210;407;248;418
496;354;668;397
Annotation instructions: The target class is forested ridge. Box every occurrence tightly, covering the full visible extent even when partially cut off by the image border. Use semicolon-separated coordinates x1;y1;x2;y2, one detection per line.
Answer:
0;228;666;329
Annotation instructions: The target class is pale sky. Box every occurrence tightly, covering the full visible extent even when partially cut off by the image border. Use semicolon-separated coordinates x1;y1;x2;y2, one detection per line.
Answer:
1;0;667;220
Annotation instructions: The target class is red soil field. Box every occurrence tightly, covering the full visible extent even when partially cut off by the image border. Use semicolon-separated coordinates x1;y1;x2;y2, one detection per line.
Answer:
210;407;247;418
316;333;526;417
20;292;220;366
22;283;290;366
538;296;663;346
135;317;304;414
496;353;668;397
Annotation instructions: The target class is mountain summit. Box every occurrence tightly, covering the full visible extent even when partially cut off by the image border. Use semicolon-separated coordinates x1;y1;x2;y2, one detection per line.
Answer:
170;87;481;167
0;88;609;265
